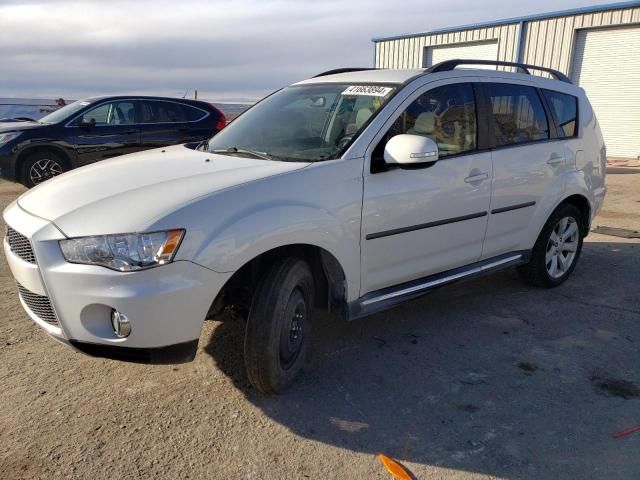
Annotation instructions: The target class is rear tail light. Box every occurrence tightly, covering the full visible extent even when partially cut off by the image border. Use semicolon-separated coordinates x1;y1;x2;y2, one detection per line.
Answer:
215;114;227;131
208;103;227;132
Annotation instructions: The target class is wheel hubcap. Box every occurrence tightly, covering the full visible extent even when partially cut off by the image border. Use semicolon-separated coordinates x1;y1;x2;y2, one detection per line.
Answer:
545;216;579;279
279;289;306;370
30;159;63;185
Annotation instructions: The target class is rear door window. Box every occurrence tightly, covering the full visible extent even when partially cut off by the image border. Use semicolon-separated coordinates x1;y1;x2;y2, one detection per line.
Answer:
542;89;578;138
483;83;549;147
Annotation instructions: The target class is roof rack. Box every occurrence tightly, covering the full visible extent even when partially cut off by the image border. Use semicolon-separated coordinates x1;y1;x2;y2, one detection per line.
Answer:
313;68;377;78
425;59;572;83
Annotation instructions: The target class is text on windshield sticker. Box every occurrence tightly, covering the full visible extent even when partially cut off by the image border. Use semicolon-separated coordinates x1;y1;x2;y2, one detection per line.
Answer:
342;86;393;97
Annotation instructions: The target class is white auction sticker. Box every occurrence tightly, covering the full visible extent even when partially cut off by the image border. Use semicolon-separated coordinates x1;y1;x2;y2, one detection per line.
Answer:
342;85;393;97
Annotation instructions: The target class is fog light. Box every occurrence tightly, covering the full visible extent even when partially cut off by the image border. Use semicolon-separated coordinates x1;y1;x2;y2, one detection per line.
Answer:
111;310;131;338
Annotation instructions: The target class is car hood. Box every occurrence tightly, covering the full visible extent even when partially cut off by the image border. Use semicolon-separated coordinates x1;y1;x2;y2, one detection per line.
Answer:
0;120;45;132
18;144;310;237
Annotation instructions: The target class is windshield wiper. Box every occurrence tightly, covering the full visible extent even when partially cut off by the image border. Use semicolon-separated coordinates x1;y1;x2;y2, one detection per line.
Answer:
211;147;272;160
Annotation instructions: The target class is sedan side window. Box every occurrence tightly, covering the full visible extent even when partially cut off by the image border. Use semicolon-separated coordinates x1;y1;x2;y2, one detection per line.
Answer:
484;83;549;146
375;83;477;159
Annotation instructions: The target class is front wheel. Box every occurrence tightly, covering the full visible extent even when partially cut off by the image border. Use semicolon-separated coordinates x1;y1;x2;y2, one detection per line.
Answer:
244;257;315;394
518;203;585;287
20;150;68;188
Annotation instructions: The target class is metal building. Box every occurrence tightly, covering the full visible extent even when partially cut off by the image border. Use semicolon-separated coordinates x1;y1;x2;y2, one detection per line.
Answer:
372;1;640;160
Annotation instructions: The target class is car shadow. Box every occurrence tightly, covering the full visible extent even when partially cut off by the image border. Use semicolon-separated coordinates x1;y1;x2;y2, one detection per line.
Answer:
203;240;640;479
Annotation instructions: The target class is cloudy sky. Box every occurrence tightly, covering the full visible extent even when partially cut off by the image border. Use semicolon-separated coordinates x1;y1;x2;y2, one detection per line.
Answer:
0;0;597;102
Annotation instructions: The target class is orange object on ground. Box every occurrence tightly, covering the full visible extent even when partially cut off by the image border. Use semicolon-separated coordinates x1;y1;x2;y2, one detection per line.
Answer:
613;425;640;438
378;453;412;480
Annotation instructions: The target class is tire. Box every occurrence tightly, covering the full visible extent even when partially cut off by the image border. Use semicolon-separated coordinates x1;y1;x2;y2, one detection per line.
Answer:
518;203;585;288
20;150;68;188
244;257;315;394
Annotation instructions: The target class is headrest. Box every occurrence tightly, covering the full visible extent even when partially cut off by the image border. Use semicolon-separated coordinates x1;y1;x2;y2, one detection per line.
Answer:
355;108;372;129
413;111;436;134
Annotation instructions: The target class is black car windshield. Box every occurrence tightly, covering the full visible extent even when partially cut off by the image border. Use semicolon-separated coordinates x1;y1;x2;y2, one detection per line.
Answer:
39;100;92;124
207;84;397;162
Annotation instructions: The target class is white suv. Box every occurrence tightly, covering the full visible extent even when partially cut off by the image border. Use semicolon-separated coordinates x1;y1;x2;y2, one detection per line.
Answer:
3;60;606;392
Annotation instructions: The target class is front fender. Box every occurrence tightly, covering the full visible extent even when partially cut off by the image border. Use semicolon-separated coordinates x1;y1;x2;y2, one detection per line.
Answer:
195;203;360;299
170;159;365;302
16;139;78;168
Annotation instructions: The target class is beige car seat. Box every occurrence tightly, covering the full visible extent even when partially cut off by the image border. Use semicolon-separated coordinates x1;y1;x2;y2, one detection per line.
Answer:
408;111;436;136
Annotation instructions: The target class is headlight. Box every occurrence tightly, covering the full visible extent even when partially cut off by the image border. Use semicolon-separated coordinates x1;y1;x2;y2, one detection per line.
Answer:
0;132;21;147
59;229;184;271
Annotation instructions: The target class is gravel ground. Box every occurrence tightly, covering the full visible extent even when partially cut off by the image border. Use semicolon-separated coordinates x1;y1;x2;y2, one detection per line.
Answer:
1;169;639;479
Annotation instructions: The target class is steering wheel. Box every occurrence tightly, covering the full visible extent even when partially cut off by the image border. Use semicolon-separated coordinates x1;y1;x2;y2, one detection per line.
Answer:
336;134;354;150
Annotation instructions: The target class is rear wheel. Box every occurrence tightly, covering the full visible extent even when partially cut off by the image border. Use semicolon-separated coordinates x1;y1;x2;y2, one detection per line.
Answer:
244;257;315;394
20;150;68;188
518;203;585;287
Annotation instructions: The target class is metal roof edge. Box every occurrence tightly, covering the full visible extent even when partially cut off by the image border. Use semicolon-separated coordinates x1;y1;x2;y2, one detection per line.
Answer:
371;0;640;42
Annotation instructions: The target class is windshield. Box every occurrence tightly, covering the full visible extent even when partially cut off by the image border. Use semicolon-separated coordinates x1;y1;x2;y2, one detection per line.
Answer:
207;84;397;162
39;100;91;124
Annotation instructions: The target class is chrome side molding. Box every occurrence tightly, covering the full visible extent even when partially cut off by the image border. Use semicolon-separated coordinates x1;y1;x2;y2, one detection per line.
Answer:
361;253;523;307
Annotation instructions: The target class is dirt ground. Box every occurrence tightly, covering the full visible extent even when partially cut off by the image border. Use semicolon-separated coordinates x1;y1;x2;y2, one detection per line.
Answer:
1;169;639;480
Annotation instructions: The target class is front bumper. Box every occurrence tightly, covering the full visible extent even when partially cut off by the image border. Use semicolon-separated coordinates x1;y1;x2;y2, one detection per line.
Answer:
0;144;18;181
3;200;232;362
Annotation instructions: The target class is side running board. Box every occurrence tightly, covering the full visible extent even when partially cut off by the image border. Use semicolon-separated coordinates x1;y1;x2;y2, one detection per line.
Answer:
347;251;529;320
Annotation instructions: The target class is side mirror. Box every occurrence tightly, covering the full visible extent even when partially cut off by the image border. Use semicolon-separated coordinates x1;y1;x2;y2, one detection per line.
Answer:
78;118;96;128
383;134;439;167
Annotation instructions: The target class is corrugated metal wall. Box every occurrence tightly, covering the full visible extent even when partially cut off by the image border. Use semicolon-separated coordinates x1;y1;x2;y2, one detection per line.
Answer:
520;6;640;74
375;23;520;69
374;5;640;74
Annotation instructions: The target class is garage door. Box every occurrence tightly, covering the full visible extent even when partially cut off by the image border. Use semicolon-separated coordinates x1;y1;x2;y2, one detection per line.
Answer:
572;26;640;159
424;40;498;68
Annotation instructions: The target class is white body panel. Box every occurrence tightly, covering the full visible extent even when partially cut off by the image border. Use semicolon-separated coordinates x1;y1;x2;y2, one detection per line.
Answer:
482;140;568;257
18;145;309;237
3;68;606;354
361;150;491;293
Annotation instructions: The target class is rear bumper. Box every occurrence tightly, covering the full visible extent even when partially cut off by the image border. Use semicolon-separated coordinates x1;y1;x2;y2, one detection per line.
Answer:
592;185;607;221
3;200;232;361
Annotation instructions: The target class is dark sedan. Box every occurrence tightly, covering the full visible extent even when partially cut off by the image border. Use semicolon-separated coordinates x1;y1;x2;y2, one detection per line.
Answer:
0;96;226;187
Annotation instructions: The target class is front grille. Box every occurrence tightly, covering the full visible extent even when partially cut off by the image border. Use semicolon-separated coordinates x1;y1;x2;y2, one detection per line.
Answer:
6;226;36;264
16;282;58;326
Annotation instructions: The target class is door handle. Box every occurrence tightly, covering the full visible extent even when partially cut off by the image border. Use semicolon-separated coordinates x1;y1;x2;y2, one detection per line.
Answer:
464;172;489;183
547;153;564;166
123;129;137;135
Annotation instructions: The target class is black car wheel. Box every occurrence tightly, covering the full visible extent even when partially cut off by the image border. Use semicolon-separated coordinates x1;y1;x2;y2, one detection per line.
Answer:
244;257;315;394
21;151;68;188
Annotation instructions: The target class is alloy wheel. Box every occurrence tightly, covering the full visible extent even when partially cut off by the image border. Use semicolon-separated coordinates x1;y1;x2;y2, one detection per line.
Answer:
29;158;63;185
545;216;579;279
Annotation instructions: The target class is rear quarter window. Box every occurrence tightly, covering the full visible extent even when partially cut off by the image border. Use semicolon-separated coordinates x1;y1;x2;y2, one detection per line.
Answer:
181;104;209;122
542;89;578;138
